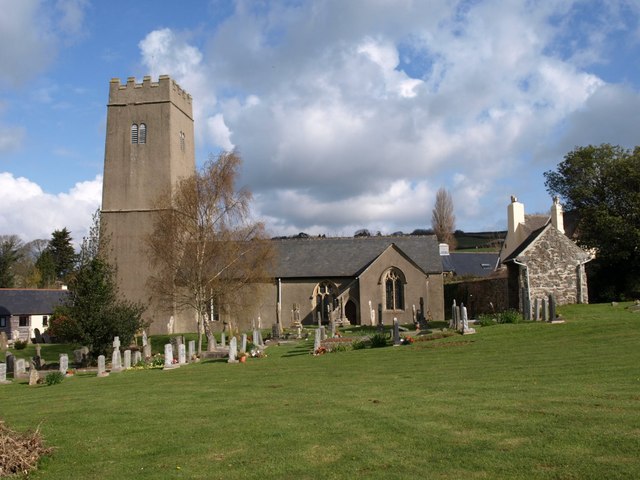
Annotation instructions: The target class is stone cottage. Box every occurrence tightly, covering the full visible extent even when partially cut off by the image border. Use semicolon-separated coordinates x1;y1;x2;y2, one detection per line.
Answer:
498;196;592;314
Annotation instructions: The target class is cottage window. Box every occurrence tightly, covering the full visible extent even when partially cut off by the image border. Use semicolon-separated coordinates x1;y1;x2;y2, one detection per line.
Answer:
131;123;138;144
19;316;29;327
43;316;48;326
139;123;147;144
0;316;6;328
383;269;405;311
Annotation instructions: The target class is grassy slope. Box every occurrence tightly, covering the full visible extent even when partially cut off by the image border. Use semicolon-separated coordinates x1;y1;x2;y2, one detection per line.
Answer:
1;303;639;479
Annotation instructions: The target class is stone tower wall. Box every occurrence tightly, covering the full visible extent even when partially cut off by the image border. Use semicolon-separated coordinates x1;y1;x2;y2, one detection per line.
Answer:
102;75;197;334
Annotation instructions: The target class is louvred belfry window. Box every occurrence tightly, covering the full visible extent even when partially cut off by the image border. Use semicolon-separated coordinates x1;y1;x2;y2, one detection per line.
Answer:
131;124;138;144
139;123;146;144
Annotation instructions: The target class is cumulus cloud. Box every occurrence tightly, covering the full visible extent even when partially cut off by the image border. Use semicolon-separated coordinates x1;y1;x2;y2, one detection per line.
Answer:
0;172;102;245
134;1;640;234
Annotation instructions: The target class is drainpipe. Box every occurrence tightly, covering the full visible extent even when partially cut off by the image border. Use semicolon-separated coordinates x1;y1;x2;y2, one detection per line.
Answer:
512;258;530;320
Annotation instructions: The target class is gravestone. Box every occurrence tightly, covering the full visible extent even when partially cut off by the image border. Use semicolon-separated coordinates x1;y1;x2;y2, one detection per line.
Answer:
14;358;27;379
0;363;11;384
548;294;557;321
170;337;181;360
317;312;322;326
42;332;51;344
228;337;238;363
296;325;302;339
59;354;68;376
143;342;152;358
240;334;247;354
377;304;383;333
252;329;259;346
320;326;327;341
28;360;39;386
541;298;548;321
313;328;322;353
393;318;401;345
142;330;148;347
369;300;376;326
207;334;217;352
163;344;179;370
178;344;187;365
123;349;132;369
97;355;109;377
188;340;195;362
461;305;476;335
80;346;89;365
33;328;43;344
220;332;226;348
450;300;457;329
0;332;7;351
534;298;540;321
133;350;142;365
330;319;336;338
5;353;14;376
272;323;280;340
111;337;123;373
73;349;83;364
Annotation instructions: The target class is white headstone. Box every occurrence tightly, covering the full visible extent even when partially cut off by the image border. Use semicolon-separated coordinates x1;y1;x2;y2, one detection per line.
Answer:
163;344;179;370
461;306;476;335
313;328;322;353
0;363;10;384
241;334;247;353
228;337;238;363
97;355;109;377
14;358;27;378
112;336;121;349
123;350;132;369
59;354;68;375
178;344;187;365
111;348;122;373
143;343;152;359
188;340;195;362
252;329;260;346
133;350;142;365
220;332;226;348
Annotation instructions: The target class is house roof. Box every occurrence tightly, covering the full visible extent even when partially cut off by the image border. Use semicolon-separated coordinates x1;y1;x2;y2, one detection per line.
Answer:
271;235;443;278
503;224;591;263
0;289;68;316
441;252;500;277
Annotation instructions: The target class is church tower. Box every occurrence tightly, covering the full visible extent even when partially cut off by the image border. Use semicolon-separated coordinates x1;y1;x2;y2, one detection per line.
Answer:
101;75;196;334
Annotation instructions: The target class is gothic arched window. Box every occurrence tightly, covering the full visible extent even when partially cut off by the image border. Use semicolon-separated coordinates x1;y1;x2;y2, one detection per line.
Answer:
139;123;147;144
383;269;405;311
313;281;336;323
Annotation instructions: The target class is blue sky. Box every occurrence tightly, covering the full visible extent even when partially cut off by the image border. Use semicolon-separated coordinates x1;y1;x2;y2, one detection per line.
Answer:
1;0;640;245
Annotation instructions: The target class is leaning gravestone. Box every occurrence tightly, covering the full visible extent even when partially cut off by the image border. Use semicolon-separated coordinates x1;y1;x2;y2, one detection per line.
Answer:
178;344;187;365
0;363;11;384
97;355;109;377
123;350;132;369
59;354;69;376
228;337;238;363
163;344;179;370
28;360;39;386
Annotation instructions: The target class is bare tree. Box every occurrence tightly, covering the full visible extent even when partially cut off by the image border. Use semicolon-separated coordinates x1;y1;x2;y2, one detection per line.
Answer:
431;187;457;249
147;151;274;354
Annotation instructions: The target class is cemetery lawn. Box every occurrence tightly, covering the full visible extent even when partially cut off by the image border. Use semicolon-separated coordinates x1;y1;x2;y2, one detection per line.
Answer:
2;303;639;479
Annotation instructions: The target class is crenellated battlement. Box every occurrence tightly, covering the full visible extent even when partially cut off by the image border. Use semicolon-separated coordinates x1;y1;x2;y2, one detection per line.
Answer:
108;75;193;118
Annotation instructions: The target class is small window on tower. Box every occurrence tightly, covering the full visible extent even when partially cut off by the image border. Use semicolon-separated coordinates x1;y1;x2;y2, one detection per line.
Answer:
139;123;146;144
180;131;185;152
131;124;138;144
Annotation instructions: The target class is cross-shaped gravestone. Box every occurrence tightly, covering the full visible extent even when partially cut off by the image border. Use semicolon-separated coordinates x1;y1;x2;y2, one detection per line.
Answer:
113;336;120;349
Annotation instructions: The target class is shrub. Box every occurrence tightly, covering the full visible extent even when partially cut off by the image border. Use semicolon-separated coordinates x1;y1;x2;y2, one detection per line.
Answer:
351;340;367;350
329;343;349;353
497;310;521;324
13;340;27;350
45;372;65;386
370;333;388;348
476;314;496;327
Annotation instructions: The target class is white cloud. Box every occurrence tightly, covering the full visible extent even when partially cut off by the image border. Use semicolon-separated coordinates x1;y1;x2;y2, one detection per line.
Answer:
0;172;102;245
132;1;640;234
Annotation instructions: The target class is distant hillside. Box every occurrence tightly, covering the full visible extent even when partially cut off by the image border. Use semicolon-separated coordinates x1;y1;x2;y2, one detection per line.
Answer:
453;230;505;251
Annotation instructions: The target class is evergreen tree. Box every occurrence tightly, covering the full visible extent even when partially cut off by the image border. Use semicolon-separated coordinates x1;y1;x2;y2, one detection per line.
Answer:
47;228;77;281
0;235;24;288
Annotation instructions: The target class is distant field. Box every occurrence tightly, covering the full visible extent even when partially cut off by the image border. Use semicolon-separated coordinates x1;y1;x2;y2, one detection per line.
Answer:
454;230;505;251
1;303;639;479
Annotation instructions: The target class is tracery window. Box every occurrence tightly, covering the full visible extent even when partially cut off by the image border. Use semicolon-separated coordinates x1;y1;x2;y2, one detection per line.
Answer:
314;281;336;323
384;269;405;311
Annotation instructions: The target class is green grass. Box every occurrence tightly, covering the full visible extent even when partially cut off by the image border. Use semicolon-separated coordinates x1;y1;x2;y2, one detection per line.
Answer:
2;303;639;479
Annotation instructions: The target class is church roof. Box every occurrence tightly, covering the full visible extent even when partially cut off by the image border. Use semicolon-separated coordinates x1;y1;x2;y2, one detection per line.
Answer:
0;289;68;316
271;236;442;278
441;252;500;277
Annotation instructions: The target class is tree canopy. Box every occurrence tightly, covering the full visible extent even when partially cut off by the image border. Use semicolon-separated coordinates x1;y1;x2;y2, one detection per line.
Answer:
544;144;640;300
431;187;456;249
147;151;274;353
0;235;24;288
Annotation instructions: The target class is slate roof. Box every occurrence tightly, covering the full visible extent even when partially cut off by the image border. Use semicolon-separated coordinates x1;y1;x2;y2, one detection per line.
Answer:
503;225;548;262
441;252;500;277
0;289;68;316
271;236;442;278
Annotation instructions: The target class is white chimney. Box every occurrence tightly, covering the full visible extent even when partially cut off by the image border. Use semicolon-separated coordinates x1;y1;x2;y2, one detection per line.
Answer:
507;195;525;235
550;196;565;234
439;243;450;256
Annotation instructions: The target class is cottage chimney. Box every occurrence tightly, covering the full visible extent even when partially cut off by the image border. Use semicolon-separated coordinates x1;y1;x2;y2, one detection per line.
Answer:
550;196;565;234
439;243;450;256
507;195;525;235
